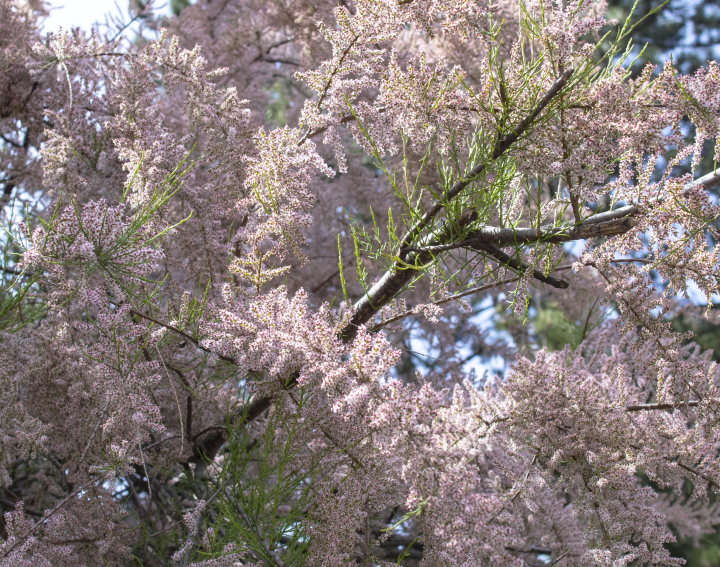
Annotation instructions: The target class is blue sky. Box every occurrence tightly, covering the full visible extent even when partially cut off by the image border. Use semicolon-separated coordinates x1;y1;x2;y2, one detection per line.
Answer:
44;0;171;33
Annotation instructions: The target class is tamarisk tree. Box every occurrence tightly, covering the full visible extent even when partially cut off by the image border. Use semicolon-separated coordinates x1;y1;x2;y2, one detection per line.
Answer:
2;0;720;564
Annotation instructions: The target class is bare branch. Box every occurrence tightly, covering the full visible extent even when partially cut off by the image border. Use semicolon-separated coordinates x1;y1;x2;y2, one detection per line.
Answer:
129;309;238;365
468;242;568;288
676;461;720;490
370;264;575;331
408;216;639;255
625;401;699;412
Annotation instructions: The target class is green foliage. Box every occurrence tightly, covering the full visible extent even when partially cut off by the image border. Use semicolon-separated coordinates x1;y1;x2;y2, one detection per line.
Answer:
266;80;292;127
533;306;588;351
185;390;322;566
671;308;720;362
605;0;720;75
171;0;191;17
668;534;720;567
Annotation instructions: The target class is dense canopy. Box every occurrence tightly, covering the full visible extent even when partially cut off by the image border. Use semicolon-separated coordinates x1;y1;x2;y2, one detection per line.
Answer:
2;0;720;565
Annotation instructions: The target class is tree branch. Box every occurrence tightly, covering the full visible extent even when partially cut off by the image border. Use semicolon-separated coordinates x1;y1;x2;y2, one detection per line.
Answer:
467;242;569;288
625;401;699;412
406;216;639;255
129;309;238;365
186;102;720;467
0;478;97;558
395;68;575;254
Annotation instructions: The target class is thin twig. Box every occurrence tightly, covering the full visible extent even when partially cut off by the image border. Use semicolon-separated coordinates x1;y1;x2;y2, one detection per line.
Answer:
230;491;289;567
471;242;569;288
79;400;110;463
370;265;575;331
677;461;720;490
0;498;42;517
142;434;184;452
129;309;238;365
156;346;185;456
1;478;96;558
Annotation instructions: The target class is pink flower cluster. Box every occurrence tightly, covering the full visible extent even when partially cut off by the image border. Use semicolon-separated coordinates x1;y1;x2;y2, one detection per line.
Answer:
3;0;720;565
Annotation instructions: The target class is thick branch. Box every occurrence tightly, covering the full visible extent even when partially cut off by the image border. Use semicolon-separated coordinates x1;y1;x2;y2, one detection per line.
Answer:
625;401;699;412
194;213;479;459
578;167;720;225
410;216;639;255
686;168;720;192
346;72;574;339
